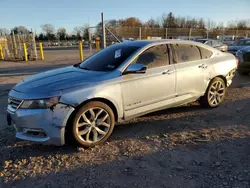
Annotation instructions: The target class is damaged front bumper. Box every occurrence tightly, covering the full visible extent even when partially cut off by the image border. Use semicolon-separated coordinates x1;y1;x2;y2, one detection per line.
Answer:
7;103;74;146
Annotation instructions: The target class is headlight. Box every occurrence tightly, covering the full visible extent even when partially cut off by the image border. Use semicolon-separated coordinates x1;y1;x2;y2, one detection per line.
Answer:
20;97;59;109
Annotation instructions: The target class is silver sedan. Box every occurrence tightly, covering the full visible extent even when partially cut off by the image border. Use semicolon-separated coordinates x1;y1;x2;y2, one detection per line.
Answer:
7;40;237;147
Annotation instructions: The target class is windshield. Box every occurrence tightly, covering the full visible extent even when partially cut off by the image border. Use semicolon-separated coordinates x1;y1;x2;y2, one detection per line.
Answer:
79;44;140;71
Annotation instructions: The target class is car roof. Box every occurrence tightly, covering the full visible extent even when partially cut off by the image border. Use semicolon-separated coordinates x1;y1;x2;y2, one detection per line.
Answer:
239;38;250;41
194;39;210;41
120;39;212;47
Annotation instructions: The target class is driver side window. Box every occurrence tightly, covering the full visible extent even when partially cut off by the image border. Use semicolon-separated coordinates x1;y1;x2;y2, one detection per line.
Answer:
133;44;169;69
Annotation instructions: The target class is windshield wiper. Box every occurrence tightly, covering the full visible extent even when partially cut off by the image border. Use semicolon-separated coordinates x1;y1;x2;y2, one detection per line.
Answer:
73;63;81;67
73;63;91;71
79;67;91;71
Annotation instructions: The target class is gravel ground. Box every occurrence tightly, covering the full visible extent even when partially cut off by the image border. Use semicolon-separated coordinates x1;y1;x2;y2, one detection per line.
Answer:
1;53;250;188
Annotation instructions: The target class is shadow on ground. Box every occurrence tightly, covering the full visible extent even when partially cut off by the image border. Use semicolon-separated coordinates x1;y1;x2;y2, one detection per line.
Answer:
0;96;250;187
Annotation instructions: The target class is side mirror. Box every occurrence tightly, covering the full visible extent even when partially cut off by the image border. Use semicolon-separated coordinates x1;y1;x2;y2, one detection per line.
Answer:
124;63;147;74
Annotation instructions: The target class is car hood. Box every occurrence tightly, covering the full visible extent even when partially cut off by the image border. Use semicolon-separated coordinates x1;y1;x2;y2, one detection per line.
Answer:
13;66;107;93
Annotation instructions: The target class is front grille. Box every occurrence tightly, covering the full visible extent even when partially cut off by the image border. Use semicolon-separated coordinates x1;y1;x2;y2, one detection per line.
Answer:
8;97;23;111
243;53;250;62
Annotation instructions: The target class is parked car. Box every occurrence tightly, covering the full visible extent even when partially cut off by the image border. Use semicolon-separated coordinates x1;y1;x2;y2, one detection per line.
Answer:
194;39;228;52
228;38;250;55
7;40;237;147
122;37;135;42
220;35;246;46
235;46;250;75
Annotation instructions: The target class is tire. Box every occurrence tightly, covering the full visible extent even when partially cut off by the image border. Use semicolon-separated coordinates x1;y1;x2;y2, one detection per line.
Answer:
238;70;249;76
199;77;226;108
72;101;115;147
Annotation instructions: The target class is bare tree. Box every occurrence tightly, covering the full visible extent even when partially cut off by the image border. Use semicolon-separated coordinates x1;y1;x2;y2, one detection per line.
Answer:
145;18;160;28
41;24;56;40
216;21;225;29
237;20;248;29
73;26;85;40
57;27;67;40
0;28;10;36
11;26;30;34
227;20;238;29
161;12;177;28
206;19;217;30
175;16;186;28
120;17;142;27
227;19;250;29
198;18;205;29
246;19;250;28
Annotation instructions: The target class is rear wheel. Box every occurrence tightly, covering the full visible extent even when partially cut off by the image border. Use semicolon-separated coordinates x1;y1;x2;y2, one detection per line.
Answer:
72;101;115;147
199;77;226;108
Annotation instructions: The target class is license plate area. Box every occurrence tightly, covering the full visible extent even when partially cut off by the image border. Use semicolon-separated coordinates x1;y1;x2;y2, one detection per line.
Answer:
6;113;17;131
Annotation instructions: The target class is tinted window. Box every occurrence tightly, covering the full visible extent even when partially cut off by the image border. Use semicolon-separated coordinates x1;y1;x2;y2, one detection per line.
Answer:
205;41;212;46
224;37;233;41
198;47;213;59
80;44;139;71
134;44;169;69
212;40;220;47
218;41;224;45
238;40;250;46
172;44;201;63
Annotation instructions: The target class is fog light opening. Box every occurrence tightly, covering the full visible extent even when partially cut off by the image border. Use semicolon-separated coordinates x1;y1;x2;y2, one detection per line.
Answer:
24;128;47;137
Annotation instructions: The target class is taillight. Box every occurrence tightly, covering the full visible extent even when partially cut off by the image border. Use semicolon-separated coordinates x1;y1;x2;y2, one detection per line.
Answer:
236;58;239;66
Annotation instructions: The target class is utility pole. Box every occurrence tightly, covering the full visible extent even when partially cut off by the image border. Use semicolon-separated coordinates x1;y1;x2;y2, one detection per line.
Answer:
139;27;142;40
101;12;106;48
88;27;92;53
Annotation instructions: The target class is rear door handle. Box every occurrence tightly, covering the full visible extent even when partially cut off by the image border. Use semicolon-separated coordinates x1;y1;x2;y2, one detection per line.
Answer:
198;64;208;69
162;69;174;75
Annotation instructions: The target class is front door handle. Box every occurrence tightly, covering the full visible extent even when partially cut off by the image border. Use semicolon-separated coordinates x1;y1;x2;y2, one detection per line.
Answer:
198;64;208;69
162;69;174;75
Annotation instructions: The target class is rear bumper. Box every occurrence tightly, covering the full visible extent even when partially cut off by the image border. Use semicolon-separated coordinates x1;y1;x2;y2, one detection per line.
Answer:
7;104;74;146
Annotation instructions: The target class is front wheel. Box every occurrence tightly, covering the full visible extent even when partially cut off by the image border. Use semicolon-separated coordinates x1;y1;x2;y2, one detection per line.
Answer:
72;101;115;147
199;77;226;108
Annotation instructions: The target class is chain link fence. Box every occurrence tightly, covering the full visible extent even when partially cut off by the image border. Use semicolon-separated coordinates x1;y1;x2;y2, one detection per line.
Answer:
107;27;250;41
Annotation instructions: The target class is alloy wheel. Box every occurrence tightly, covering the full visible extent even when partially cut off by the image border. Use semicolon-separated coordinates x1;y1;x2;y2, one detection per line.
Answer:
208;80;225;106
75;107;111;144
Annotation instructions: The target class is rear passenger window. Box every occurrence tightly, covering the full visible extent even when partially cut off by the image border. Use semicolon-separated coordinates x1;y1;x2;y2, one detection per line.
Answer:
198;47;213;59
134;44;169;69
172;44;201;63
206;41;212;46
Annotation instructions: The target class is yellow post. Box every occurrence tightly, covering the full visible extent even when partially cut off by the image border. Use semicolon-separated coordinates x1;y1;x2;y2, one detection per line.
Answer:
39;42;44;60
0;45;4;60
79;40;83;61
23;43;28;62
95;37;100;51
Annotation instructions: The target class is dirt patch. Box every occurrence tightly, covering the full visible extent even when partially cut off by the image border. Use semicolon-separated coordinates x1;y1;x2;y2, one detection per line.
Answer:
0;87;250;188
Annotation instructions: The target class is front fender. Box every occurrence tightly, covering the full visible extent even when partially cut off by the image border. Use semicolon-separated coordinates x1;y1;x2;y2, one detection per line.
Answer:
60;83;123;120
